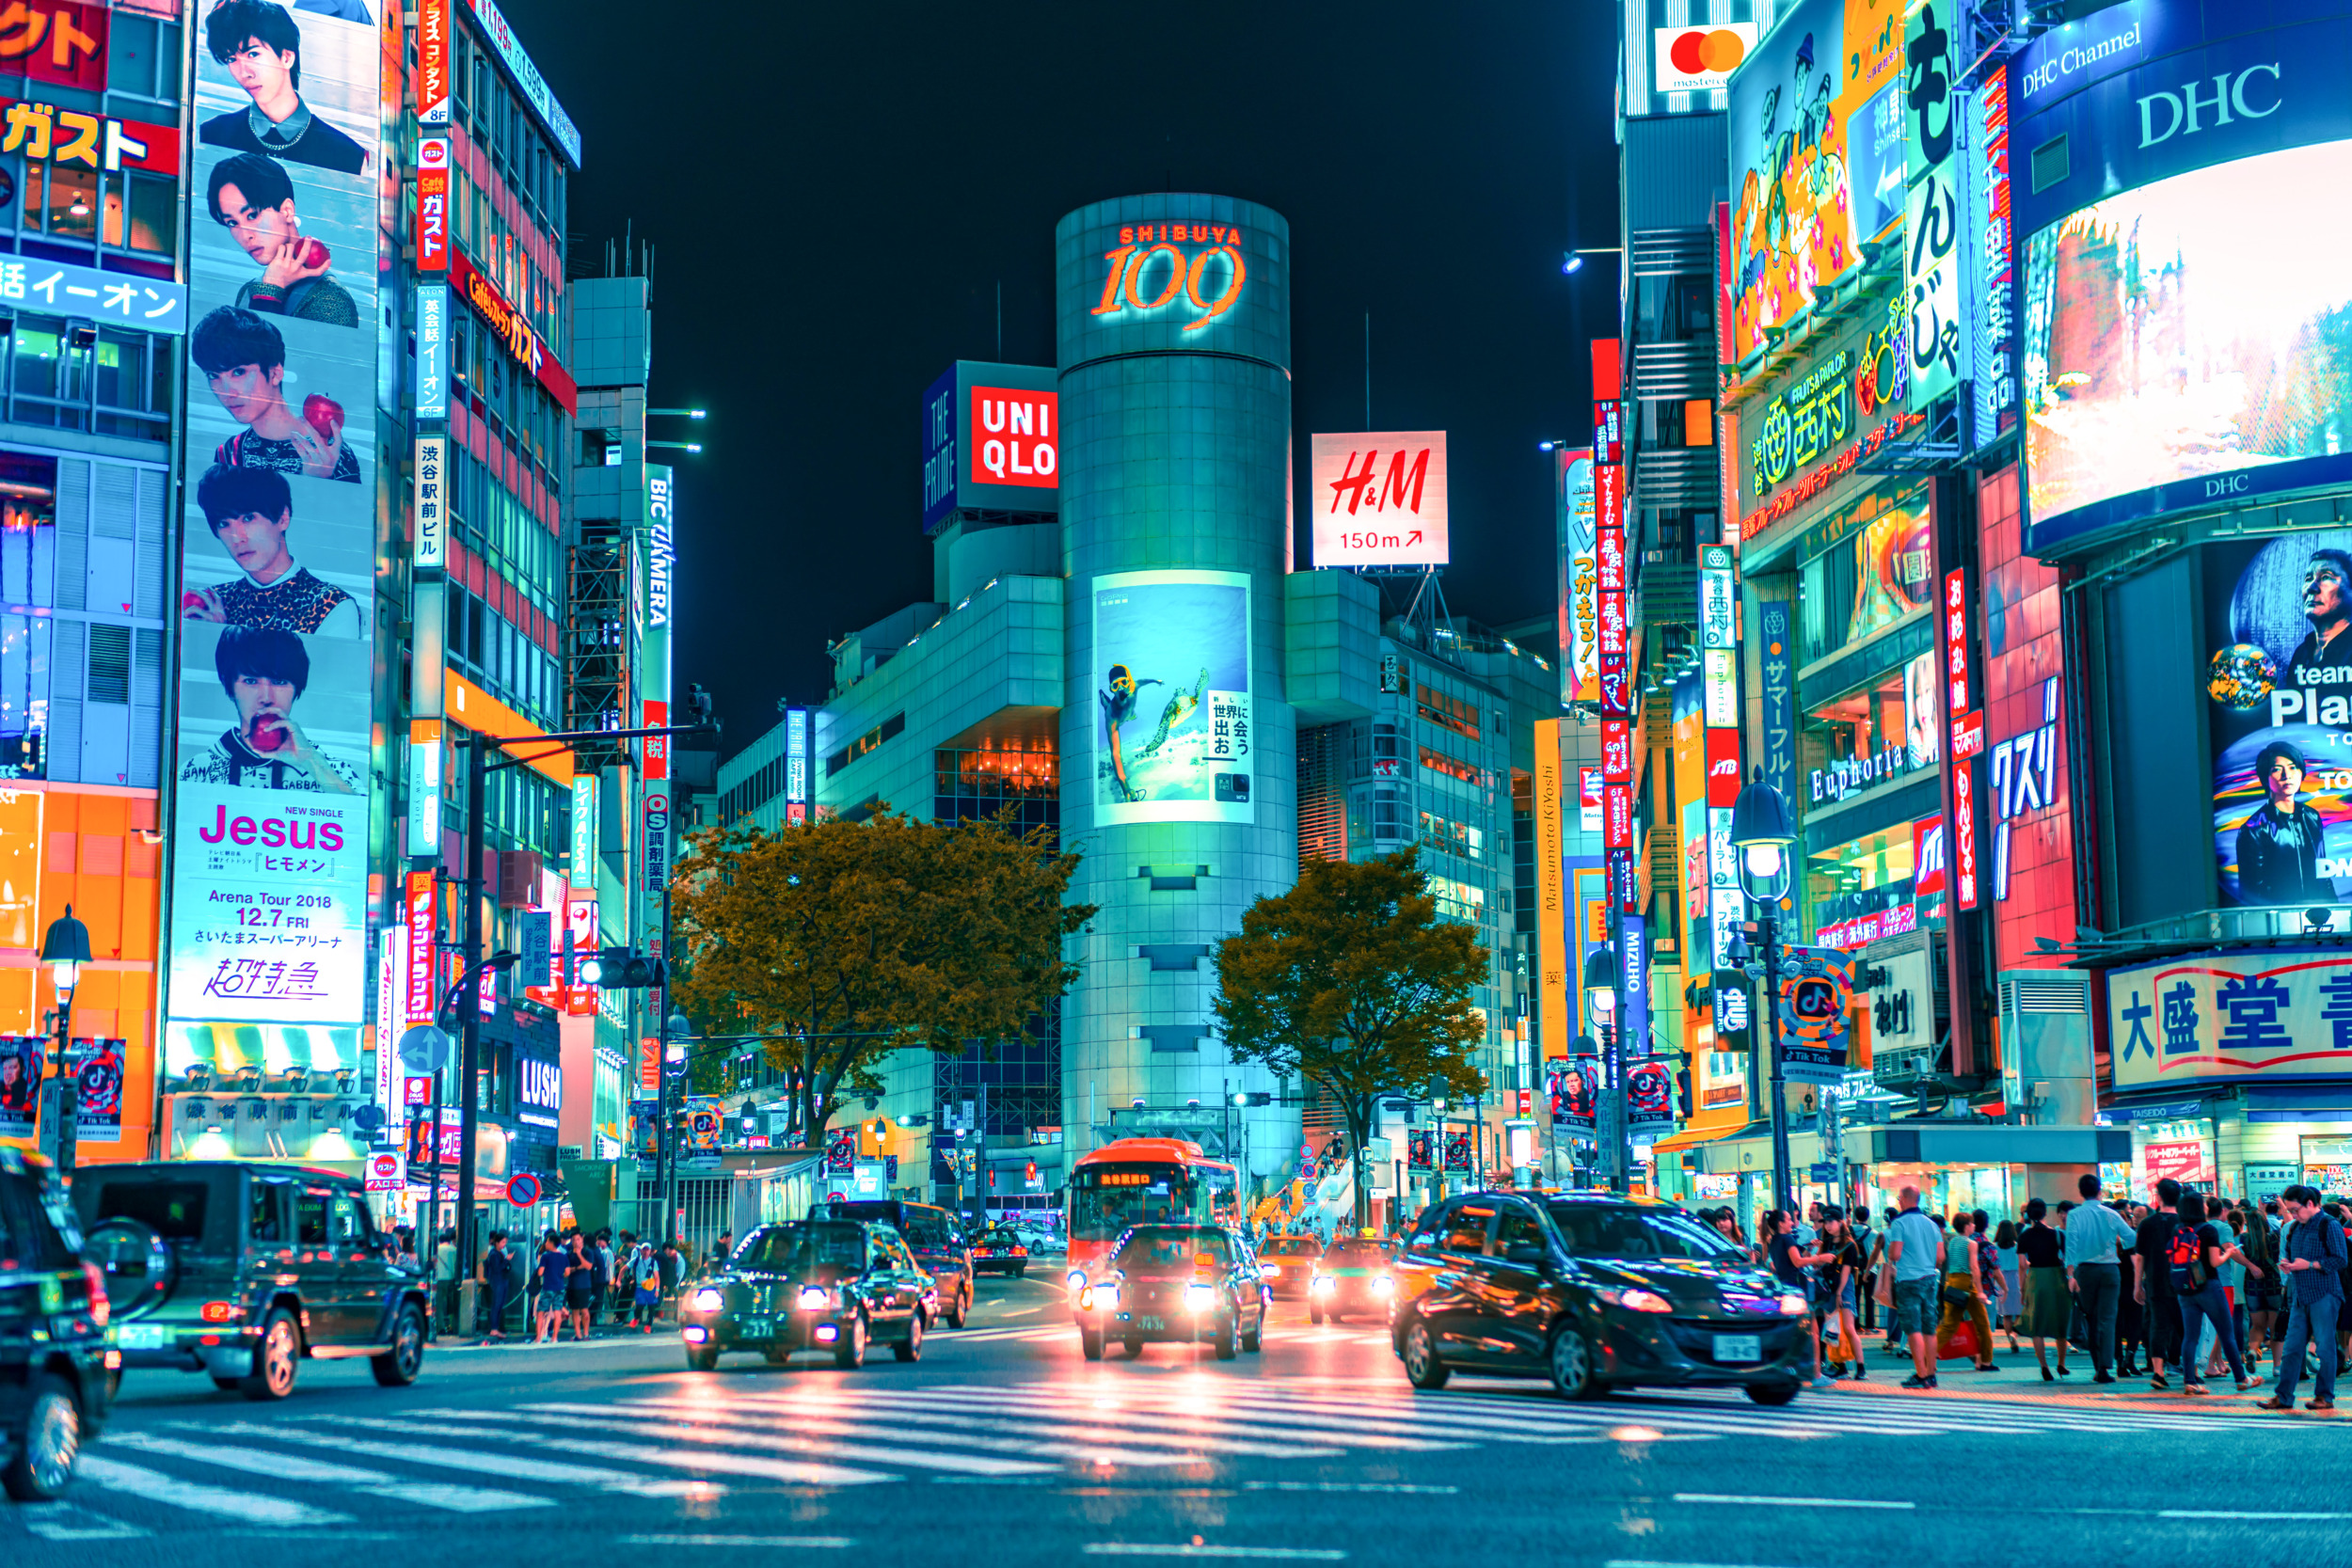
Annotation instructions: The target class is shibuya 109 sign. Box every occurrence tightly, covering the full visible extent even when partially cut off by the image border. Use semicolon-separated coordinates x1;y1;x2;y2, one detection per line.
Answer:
1089;220;1248;333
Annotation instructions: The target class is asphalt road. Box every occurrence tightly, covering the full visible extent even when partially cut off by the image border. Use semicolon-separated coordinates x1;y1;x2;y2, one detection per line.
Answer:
10;1274;2352;1567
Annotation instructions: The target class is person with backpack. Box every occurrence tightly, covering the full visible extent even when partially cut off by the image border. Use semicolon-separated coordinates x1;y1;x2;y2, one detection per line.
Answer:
2169;1193;2260;1395
2133;1179;2185;1389
2260;1184;2346;1411
629;1243;662;1332
2241;1202;2281;1368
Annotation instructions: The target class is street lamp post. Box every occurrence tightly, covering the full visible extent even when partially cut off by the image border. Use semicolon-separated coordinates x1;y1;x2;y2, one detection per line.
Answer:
1582;942;1621;1192
39;905;90;1178
1730;767;1797;1222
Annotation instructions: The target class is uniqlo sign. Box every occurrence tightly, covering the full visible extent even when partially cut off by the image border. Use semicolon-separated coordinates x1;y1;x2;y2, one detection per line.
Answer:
1601;718;1632;784
416;137;450;271
1604;783;1633;849
969;386;1057;490
403;871;436;1027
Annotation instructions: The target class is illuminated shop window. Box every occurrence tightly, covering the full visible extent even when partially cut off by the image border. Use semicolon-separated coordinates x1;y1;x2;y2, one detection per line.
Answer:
1800;650;1941;809
1804;820;1917;948
1798;487;1932;665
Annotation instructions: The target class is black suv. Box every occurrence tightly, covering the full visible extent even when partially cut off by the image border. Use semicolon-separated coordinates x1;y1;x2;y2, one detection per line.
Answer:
74;1162;429;1401
1;1148;110;1500
1390;1191;1812;1404
816;1199;974;1327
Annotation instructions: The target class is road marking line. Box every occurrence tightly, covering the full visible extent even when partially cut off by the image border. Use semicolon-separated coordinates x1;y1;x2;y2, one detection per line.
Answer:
617;1536;855;1547
22;1504;150;1541
824;1389;1464;1451
106;1433;552;1513
1083;1548;1346;1561
1244;1481;1460;1494
409;1428;896;1488
490;1405;1057;1476
700;1394;1355;1460
211;1420;723;1497
76;1455;353;1528
1673;1495;1915;1510
2158;1512;2352;1521
602;1397;1222;1469
1605;1560;1811;1568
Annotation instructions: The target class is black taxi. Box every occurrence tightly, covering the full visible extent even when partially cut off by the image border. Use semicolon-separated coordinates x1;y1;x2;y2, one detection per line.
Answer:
2;1148;111;1500
680;1219;937;1370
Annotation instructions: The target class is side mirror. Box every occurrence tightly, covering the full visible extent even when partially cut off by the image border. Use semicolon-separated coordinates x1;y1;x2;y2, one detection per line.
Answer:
1504;1242;1546;1266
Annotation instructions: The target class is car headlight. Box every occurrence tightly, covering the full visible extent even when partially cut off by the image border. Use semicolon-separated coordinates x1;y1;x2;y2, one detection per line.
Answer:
689;1287;725;1313
1372;1274;1395;1294
1263;1264;1281;1276
1079;1283;1119;1312
1311;1275;1335;1292
1778;1292;1808;1316
1596;1287;1674;1314
1066;1268;1088;1290
1184;1283;1217;1312
796;1286;834;1310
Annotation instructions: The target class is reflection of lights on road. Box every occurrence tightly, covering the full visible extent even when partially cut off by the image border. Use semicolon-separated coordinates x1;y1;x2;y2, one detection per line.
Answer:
1610;1424;1665;1442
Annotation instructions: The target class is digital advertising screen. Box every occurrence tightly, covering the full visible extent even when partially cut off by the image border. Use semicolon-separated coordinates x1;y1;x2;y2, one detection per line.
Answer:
1091;570;1253;826
2202;531;2352;911
1725;0;1907;361
167;0;381;1040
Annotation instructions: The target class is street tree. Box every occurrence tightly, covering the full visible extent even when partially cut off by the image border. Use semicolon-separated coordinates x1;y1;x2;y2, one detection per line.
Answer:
1213;847;1488;1227
671;808;1094;1147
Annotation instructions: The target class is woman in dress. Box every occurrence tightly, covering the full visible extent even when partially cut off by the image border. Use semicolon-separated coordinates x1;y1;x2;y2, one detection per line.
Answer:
2017;1198;2070;1379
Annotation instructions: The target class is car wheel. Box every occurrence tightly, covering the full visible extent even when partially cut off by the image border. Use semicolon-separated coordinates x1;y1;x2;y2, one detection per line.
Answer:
1744;1379;1803;1406
1241;1307;1263;1353
834;1312;867;1370
895;1311;925;1363
1080;1326;1104;1361
1214;1319;1238;1360
948;1286;970;1329
103;1368;122;1404
686;1345;720;1371
1015;1267;1026;1279
1548;1324;1604;1401
1402;1318;1450;1389
371;1301;426;1387
1122;1337;1143;1357
2;1373;81;1501
242;1308;300;1402
1310;1305;1325;1325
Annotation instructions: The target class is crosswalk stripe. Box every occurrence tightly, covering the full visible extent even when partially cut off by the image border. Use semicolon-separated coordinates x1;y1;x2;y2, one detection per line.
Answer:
614;1396;1234;1468
441;1408;1050;1478
76;1454;354;1528
247;1419;725;1497
106;1432;553;1513
820;1388;1464;1452
746;1389;1426;1456
21;1503;150;1541
434;1429;897;1488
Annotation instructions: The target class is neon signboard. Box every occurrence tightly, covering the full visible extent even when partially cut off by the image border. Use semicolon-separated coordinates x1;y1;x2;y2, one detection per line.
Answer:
1090;222;1248;333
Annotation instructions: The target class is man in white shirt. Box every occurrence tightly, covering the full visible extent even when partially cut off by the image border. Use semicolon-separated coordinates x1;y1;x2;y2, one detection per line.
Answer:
1884;1185;1946;1388
2063;1172;2137;1383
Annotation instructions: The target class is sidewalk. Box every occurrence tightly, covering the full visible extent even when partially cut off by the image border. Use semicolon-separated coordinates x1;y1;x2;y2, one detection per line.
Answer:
1826;1330;2342;1416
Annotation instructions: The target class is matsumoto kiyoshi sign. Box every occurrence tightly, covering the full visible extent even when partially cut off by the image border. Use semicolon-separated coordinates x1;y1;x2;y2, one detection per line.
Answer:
2108;948;2352;1090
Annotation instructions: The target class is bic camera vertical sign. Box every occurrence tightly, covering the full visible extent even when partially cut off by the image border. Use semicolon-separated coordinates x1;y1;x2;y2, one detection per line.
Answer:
1904;2;1965;414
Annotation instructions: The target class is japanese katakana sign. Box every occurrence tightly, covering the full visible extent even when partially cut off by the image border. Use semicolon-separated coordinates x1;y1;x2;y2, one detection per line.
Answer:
0;255;184;334
0;97;173;172
0;2;106;92
2109;949;2352;1091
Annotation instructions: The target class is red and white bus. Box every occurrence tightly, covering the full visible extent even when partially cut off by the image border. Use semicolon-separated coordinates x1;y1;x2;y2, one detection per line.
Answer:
1065;1136;1240;1284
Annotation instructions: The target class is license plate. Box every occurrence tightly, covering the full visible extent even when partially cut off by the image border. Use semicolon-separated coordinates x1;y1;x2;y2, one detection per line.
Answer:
739;1317;771;1338
1715;1333;1762;1363
118;1323;173;1349
1136;1315;1165;1331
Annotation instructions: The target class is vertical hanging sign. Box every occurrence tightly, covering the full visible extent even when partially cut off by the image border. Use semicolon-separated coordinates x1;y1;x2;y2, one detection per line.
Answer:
416;136;449;272
404;871;437;1029
569;775;598;891
415;283;447;420
417;0;452;124
1700;546;1742;965
1945;567;1979;910
413;435;446;569
1903;2;1965;411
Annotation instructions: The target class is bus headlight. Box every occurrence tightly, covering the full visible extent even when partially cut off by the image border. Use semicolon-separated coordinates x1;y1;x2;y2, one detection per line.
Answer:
1080;1283;1119;1312
1373;1274;1395;1295
1066;1268;1088;1291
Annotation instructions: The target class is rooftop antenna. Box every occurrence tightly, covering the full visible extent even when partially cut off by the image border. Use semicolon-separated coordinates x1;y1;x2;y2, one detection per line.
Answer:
996;280;1003;359
1364;313;1372;430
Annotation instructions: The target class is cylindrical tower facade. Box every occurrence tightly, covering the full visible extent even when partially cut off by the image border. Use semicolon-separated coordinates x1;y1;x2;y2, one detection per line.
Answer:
1055;194;1295;1182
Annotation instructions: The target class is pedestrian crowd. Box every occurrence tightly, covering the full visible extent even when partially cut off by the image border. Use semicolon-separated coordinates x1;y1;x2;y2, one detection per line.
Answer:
1694;1177;2348;1410
379;1224;744;1345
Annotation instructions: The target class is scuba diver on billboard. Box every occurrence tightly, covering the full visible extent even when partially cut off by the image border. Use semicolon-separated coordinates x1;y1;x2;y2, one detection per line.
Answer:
1100;663;1161;802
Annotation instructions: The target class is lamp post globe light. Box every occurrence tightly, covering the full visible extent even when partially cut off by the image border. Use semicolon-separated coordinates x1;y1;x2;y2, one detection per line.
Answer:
1729;768;1798;1220
38;904;92;1179
1581;943;1623;1192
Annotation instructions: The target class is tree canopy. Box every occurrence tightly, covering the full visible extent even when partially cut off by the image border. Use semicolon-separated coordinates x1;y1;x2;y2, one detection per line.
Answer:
1214;847;1488;1224
671;809;1094;1144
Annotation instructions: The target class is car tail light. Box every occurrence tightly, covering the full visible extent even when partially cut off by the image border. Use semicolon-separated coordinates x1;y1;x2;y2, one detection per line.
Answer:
199;1300;237;1323
1012;1247;1027;1257
83;1262;109;1327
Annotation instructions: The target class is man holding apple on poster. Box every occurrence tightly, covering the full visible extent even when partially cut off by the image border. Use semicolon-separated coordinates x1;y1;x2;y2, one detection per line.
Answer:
179;625;358;794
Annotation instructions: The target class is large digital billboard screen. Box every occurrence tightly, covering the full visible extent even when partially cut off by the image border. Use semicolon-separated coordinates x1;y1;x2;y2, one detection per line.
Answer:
2023;139;2352;538
167;1;380;1049
1091;570;1253;825
1309;432;1448;568
1725;0;1907;361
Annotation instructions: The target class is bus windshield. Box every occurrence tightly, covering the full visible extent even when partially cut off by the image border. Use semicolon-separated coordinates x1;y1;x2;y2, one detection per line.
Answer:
1071;1164;1226;1241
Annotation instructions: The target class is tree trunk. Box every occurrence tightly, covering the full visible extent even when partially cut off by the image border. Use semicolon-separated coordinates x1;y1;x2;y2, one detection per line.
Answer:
1343;1092;1375;1240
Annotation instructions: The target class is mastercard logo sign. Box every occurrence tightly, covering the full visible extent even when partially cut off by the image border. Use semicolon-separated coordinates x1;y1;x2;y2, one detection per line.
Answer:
1652;22;1757;90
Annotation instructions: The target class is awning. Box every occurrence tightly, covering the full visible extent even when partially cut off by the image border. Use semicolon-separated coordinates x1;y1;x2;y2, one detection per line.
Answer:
1651;1119;1752;1155
2242;1087;2352;1124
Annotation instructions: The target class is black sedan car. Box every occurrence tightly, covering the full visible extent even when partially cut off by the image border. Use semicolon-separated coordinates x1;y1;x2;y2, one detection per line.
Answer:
1;1148;110;1500
1073;1224;1265;1361
679;1219;936;1370
1390;1191;1811;1404
969;1227;1031;1277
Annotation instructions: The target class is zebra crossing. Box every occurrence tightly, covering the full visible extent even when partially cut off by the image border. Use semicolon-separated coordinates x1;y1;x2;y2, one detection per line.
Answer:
2;1377;2274;1544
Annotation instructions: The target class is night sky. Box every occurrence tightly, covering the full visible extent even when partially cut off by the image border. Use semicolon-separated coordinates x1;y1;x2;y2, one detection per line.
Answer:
504;0;1619;754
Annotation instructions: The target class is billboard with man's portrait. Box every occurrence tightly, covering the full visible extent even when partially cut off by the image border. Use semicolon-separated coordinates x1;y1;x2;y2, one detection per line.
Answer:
2202;533;2352;910
166;0;382;1054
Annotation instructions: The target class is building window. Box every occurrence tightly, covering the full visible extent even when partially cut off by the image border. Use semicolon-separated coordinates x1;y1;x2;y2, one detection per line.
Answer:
827;712;905;777
934;739;1057;830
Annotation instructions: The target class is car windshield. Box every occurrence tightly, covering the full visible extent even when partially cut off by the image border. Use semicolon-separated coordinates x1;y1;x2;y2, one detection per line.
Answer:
1544;1204;1746;1262
736;1223;866;1282
1114;1228;1230;1277
1263;1237;1318;1256
1322;1240;1386;1263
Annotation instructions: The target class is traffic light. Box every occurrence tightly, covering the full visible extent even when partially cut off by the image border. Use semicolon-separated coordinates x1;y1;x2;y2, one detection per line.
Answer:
579;947;665;989
686;683;719;734
1231;1091;1271;1107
